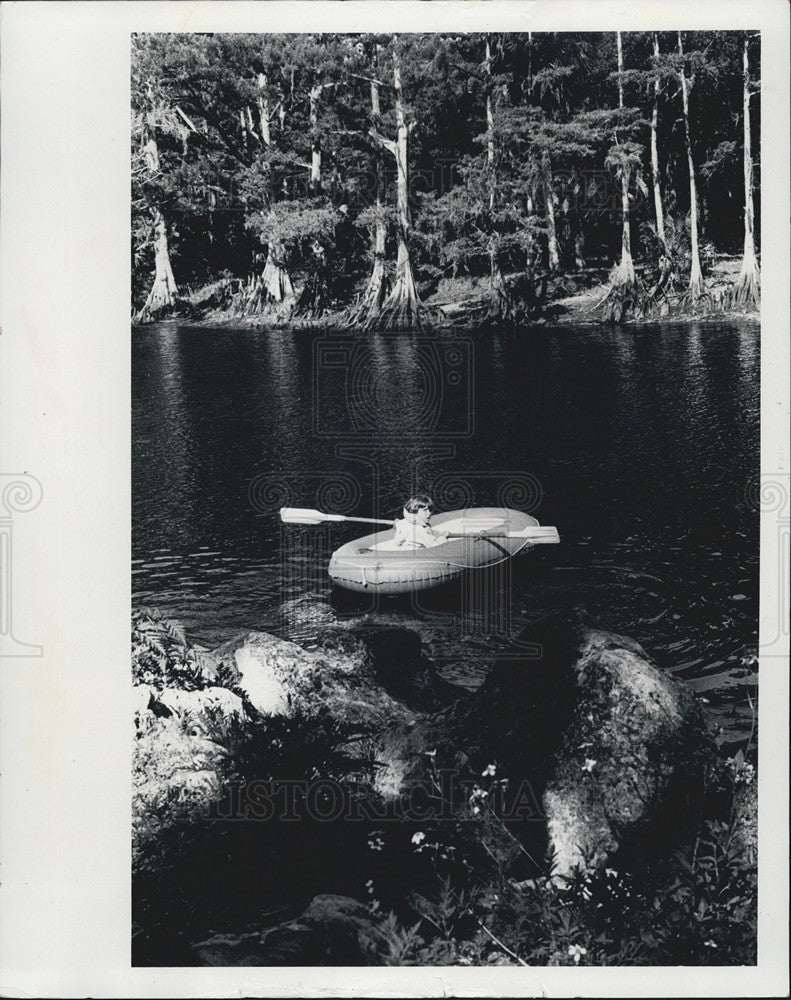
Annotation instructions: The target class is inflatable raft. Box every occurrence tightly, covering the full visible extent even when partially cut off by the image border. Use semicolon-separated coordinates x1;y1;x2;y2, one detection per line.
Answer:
328;507;542;594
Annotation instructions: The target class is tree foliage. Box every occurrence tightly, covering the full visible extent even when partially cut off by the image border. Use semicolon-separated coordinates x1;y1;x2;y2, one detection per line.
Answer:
131;30;760;321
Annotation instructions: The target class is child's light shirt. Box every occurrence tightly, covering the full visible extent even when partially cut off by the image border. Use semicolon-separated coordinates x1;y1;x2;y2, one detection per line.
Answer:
392;518;448;548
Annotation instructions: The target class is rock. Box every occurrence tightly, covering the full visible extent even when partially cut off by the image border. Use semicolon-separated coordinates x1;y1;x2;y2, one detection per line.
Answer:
315;625;463;712
134;615;718;967
134;624;449;869
373;618;709;880
194;894;386;966
133;714;229;859
279;594;339;633
132;686;245;858
135;613;711;963
542;627;708;878
201;626;451;730
191;930;268;967
134;683;166;734
133;684;155;722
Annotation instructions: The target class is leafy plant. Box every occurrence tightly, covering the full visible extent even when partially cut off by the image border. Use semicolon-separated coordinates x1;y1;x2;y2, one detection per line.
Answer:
132;608;205;690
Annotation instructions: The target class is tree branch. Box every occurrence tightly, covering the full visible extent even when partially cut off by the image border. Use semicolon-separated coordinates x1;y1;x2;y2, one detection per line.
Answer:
368;126;397;155
347;71;392;91
175;105;199;132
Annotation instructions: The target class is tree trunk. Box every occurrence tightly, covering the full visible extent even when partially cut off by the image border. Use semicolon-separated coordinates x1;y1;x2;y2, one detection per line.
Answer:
598;31;638;322
367;38;423;330
527;31;533;89
354;50;391;323
485;36;496;214
309;83;322;193
239;108;248;153
257;72;271;146
485;35;503;289
678;32;705;302
262;244;294;301
136;128;177;323
295;243;331;317
137;208;179;323
570;170;585;269
542;150;560;272
278;86;286;130
650;33;666;247
243;242;294;317
618;160;635;285
731;34;760;309
616;31;634;284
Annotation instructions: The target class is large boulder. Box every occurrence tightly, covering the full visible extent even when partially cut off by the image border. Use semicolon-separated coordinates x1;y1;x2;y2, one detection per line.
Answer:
541;626;708;877
200;625;460;729
133;714;230;858
373;618;709;880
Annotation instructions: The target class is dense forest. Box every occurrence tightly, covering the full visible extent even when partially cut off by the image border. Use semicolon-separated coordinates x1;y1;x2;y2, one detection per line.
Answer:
132;31;760;327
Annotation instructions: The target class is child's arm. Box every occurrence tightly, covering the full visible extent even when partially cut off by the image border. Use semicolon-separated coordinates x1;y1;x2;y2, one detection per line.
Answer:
423;524;449;546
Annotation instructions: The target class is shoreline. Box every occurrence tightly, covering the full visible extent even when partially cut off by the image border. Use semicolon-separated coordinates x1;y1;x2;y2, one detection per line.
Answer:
133;259;760;333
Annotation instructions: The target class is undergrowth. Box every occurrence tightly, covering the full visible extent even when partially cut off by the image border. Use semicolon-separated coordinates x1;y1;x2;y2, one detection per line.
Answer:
365;738;757;966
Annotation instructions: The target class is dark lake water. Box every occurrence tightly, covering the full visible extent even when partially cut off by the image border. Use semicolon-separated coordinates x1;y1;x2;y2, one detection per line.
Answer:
132;319;759;746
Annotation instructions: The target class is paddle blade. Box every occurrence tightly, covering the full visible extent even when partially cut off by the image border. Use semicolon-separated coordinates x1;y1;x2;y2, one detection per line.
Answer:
522;526;560;544
280;507;341;525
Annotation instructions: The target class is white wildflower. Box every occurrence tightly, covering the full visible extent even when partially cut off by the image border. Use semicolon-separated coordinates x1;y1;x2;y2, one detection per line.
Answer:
581;758;597;773
482;763;497;778
568;944;587;964
411;831;426;846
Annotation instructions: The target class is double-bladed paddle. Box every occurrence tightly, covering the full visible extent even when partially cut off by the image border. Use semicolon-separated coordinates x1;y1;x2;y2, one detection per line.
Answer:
280;507;395;526
279;507;560;543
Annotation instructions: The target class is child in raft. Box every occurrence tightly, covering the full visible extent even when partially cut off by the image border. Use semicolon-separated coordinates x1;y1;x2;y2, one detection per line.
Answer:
393;496;450;548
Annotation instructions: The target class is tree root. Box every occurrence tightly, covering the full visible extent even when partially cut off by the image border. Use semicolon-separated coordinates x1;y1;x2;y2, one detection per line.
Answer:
136;274;178;323
348;271;391;327
237;264;295;319
678;276;714;315
596;268;646;325
294;271;332;318
729;260;760;311
363;273;424;332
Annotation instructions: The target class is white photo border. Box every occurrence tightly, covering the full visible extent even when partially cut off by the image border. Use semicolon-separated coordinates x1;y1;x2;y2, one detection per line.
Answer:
0;1;788;997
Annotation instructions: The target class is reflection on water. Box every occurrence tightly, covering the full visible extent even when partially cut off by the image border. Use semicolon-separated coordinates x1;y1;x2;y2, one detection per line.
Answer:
133;320;759;743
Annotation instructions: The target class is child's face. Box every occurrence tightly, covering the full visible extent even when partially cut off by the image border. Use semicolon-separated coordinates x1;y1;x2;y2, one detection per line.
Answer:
411;504;431;526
